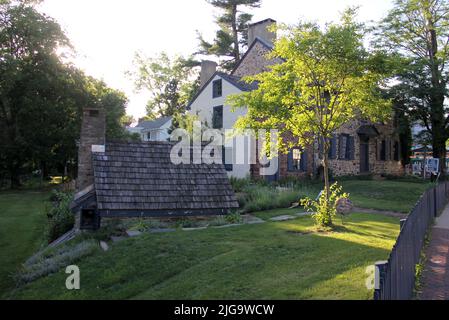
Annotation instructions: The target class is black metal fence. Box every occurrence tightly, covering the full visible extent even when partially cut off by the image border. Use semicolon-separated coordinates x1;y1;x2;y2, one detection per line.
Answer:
374;181;449;300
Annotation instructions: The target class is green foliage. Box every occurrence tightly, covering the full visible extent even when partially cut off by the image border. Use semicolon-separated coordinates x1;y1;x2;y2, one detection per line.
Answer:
128;52;200;119
228;9;391;212
301;182;349;228
45;191;74;242
225;212;243;224
198;0;261;70
229;176;251;193
377;0;449;169
0;1;131;187
238;184;309;213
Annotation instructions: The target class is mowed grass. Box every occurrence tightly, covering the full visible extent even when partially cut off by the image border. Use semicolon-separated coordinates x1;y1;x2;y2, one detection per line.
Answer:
338;180;431;213
8;213;399;300
0;191;49;295
1;179;427;300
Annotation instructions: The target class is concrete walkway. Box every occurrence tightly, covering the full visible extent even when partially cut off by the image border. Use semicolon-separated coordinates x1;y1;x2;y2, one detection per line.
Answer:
419;205;449;300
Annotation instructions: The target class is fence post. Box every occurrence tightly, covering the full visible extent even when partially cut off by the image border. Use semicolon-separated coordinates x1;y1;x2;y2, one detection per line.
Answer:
374;260;388;300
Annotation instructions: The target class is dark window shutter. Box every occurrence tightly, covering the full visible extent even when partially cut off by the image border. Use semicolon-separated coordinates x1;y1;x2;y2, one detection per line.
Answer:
347;136;355;160
301;150;308;171
338;135;344;159
328;135;337;160
222;145;233;171
287;149;294;171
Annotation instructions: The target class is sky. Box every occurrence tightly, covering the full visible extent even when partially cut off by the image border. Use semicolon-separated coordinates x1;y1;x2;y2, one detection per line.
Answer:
38;0;394;121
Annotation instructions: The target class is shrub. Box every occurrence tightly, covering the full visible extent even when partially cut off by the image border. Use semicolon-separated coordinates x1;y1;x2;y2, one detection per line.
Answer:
225;212;243;224
300;182;349;228
46;191;75;242
229;177;252;193
16;240;99;285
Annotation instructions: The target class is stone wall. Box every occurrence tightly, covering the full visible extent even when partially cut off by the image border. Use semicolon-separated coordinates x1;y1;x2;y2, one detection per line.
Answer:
76;107;105;191
250;119;404;180
232;41;280;78
324;119;404;177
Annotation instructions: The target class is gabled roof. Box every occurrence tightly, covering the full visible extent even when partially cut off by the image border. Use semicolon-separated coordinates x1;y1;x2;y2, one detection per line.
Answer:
231;37;274;76
91;141;239;215
137;117;172;130
186;72;257;110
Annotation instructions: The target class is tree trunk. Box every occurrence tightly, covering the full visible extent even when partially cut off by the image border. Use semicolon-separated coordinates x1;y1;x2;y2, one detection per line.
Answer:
231;4;240;63
426;13;447;174
10;166;21;189
323;152;330;200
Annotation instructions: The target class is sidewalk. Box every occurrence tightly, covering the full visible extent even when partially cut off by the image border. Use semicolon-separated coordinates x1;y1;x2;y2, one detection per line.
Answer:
419;205;449;300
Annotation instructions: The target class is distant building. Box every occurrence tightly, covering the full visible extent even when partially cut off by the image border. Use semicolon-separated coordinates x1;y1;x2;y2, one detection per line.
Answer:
127;117;172;142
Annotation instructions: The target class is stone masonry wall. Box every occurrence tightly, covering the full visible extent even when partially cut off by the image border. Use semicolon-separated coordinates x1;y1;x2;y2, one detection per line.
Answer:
232;41;280;78
324;119;404;177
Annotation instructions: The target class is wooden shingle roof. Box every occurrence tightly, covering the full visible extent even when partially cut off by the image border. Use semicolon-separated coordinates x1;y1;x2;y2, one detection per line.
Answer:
91;141;239;215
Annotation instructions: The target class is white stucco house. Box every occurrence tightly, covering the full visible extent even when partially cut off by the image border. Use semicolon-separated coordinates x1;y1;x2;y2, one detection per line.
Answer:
186;18;404;180
187;19;278;179
127;116;172;142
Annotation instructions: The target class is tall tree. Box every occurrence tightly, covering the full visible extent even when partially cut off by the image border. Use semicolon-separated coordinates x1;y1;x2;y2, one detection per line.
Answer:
128;52;200;120
0;0;131;187
198;0;261;70
228;9;391;227
377;0;449;172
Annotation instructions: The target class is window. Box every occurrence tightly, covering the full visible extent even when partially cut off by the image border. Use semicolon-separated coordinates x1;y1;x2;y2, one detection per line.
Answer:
287;148;307;172
212;79;222;98
338;134;354;160
212;106;223;129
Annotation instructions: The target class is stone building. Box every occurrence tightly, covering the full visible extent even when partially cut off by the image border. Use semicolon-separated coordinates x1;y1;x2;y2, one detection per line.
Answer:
187;18;404;180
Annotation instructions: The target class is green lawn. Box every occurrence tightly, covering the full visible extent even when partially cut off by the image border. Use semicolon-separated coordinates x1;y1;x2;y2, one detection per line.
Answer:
0;191;49;295
7;212;399;300
338;180;431;213
0;179;430;300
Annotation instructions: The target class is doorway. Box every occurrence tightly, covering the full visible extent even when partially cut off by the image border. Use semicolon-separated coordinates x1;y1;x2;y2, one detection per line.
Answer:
360;137;370;173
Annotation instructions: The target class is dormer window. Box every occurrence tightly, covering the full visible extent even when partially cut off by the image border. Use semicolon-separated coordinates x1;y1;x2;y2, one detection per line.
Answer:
212;79;222;98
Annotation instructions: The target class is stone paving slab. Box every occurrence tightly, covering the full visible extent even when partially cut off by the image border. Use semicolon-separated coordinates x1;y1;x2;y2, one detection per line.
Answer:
182;227;208;231
148;228;176;234
295;212;312;217
126;230;142;237
110;236;127;243
269;215;296;222
100;241;109;251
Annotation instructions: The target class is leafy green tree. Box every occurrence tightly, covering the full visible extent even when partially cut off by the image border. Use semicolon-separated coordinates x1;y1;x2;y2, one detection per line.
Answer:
198;0;261;70
128;52;200;119
377;0;449;172
228;9;391;227
0;0;132;187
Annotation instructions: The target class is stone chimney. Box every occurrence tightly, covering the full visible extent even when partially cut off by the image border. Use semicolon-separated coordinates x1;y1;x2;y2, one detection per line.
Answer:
76;107;105;191
200;60;217;88
248;18;277;47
